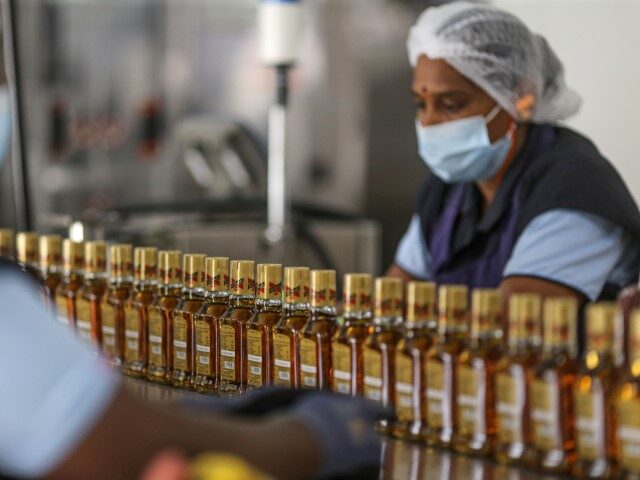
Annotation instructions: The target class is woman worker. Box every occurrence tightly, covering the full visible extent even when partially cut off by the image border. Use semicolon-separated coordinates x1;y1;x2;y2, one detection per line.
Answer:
389;1;640;311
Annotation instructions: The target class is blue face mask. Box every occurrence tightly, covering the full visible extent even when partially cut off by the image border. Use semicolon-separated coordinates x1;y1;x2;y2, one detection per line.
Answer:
416;104;514;183
0;87;12;170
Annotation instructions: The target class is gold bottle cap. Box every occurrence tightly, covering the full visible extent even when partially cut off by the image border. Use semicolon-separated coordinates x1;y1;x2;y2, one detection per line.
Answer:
158;250;182;286
134;247;158;282
85;241;107;274
585;302;617;353
406;281;436;324
470;289;503;338
16;231;39;265
629;309;640;366
374;277;403;318
508;293;542;344
343;273;372;313
543;296;578;350
63;239;84;273
230;260;255;296
206;257;230;293
256;263;281;300
310;270;337;308
184;254;207;289
0;228;14;258
39;235;62;270
284;266;311;304
109;244;133;280
438;284;468;331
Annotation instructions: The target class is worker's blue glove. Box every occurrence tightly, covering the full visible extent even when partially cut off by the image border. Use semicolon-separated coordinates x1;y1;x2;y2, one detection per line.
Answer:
287;393;389;479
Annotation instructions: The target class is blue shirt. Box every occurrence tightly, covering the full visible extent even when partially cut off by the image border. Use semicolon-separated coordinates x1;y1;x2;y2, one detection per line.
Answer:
395;209;640;300
0;273;118;477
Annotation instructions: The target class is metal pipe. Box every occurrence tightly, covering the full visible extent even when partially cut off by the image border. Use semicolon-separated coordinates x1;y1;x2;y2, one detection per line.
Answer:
1;0;31;230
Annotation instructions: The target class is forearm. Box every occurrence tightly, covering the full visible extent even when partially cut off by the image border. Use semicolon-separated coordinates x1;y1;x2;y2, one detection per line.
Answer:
47;384;319;480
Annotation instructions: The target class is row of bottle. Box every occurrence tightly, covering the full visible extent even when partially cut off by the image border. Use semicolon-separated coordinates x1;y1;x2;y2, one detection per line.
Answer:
5;229;640;478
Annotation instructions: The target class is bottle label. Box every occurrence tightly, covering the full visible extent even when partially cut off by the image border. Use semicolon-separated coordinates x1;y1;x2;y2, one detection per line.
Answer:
395;352;415;422
575;383;606;460
147;308;165;368
247;329;263;387
173;316;189;372
55;293;69;325
194;320;211;376
124;307;141;363
496;367;525;444
456;362;485;437
219;324;236;381
332;343;352;394
300;338;318;389
101;304;118;357
273;333;292;386
426;359;453;430
618;398;640;472
531;374;561;450
363;348;383;402
76;298;92;342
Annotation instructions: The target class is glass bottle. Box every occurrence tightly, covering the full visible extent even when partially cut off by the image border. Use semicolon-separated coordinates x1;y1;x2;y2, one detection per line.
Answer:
172;253;207;390
393;281;437;441
531;296;579;474
16;231;41;282
363;277;404;434
425;284;469;448
246;263;282;390
39;234;62;311
331;273;373;396
55;240;84;329
574;302;621;479
122;247;158;378
147;250;182;384
273;267;311;388
495;293;542;467
616;308;640;479
0;228;14;258
453;288;504;456
76;241;108;346
193;256;230;394
300;269;338;390
619;274;640;371
102;244;134;367
218;260;256;395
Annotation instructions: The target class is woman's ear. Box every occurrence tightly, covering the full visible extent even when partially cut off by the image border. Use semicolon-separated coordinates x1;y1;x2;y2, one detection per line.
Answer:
515;94;535;121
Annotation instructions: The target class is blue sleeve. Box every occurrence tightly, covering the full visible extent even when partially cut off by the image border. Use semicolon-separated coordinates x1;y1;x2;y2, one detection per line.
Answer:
394;214;433;280
0;273;119;477
504;209;640;300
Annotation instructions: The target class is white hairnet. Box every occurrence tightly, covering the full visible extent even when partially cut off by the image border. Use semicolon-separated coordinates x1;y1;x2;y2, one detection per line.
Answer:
407;1;581;122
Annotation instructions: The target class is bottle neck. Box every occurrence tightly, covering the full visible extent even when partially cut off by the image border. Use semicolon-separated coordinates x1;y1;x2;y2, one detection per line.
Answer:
543;342;576;359
157;283;182;297
373;315;403;328
206;290;230;303
343;309;372;324
508;338;540;355
134;280;157;293
85;271;107;283
256;298;282;313
182;286;206;299
469;330;503;349
109;278;133;289
310;305;337;317
405;319;437;331
229;294;255;309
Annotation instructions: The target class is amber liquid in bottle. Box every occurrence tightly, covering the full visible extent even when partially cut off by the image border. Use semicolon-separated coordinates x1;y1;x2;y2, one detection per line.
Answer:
300;270;338;390
574;303;621;479
273;267;310;388
247;263;282;390
76;241;108;346
193;257;230;394
363;277;404;434
173;254;207;390
615;308;640;479
495;293;542;467
453;289;504;456
331;273;373;396
102;244;134;367
56;240;84;329
147;250;182;385
218;260;256;395
39;235;62;311
0;228;14;259
531;296;579;474
425;284;469;448
393;281;437;441
123;247;158;378
16;231;42;284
